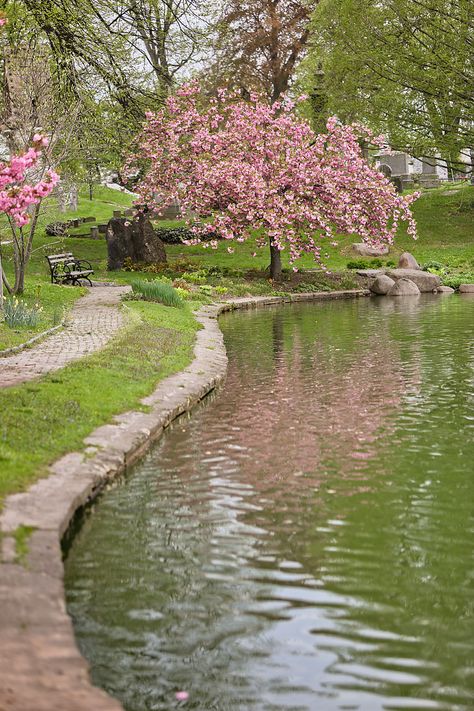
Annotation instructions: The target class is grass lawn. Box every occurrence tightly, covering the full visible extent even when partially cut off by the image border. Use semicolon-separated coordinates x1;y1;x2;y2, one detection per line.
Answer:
0;300;200;505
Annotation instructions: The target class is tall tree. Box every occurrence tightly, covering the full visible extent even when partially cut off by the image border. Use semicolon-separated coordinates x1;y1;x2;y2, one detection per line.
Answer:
301;0;474;171
209;0;312;103
130;84;418;279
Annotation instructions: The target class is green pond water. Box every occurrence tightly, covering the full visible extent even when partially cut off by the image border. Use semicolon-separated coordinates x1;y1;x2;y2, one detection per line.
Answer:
65;295;474;711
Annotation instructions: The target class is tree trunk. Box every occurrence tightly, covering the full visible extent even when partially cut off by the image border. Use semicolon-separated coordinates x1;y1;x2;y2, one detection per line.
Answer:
269;239;282;280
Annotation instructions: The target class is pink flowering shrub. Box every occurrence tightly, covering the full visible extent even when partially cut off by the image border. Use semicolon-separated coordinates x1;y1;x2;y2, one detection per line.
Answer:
0;135;59;295
129;84;418;277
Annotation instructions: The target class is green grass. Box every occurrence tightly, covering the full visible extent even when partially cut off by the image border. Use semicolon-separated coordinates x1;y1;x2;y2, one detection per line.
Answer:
131;278;185;307
0;300;200;504
163;184;474;274
13;525;36;565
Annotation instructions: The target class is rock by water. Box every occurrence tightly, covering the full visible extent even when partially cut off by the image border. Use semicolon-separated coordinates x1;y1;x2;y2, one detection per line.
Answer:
370;275;396;295
386;268;440;292
388;278;421;296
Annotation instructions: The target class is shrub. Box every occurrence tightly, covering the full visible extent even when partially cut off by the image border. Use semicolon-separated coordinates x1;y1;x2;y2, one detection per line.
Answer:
131;279;184;307
442;273;474;290
347;258;384;270
3;297;43;329
422;260;444;272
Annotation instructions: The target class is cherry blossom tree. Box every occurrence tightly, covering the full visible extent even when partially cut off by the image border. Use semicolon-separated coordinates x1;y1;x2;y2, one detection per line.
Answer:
131;84;418;278
0;134;59;297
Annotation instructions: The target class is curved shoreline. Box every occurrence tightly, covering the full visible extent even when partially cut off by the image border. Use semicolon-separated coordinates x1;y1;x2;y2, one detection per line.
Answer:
0;289;368;711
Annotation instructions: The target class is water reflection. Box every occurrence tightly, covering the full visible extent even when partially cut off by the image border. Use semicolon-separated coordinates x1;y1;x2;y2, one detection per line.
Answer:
65;296;474;711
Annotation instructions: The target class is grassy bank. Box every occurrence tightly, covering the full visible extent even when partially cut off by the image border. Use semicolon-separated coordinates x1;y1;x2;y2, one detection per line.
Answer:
0;300;200;504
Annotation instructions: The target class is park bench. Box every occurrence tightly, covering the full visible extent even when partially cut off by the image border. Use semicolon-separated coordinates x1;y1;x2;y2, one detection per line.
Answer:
46;253;94;286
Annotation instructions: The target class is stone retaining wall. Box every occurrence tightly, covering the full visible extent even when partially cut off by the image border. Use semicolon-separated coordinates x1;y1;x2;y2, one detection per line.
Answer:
0;289;368;711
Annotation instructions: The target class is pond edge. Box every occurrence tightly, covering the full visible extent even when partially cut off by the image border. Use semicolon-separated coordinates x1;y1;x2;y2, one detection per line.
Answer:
0;288;368;711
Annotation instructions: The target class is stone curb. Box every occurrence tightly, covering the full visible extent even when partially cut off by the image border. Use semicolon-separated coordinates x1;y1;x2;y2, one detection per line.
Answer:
0;289;368;711
0;324;63;358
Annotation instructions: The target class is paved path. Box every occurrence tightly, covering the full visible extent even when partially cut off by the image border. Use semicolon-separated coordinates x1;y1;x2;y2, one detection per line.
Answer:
0;286;130;389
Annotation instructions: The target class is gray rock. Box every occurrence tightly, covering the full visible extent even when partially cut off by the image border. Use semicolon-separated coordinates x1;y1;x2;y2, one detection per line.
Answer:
437;286;455;294
398;252;420;269
352;243;389;257
356;269;385;278
459;284;474;293
370;274;396;295
106;216;167;270
386;268;440;292
387;278;421;296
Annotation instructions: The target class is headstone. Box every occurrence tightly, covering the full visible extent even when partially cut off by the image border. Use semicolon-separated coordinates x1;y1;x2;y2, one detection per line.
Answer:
90;227;99;239
398;252;420;269
370;275;395;295
387;278;420;296
385;268;441;292
106;216;167;270
352;243;389;257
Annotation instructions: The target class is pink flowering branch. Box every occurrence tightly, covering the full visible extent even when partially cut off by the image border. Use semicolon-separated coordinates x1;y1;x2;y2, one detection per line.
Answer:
127;83;418;278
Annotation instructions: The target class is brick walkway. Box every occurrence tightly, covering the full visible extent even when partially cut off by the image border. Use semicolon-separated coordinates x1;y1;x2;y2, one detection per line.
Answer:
0;286;130;389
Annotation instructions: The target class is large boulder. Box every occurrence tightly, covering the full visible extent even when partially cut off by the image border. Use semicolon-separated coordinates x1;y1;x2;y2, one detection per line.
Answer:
398;252;420;269
352;243;389;257
106;216;167;270
370;274;395;295
459;284;474;293
385;268;440;292
387;278;421;296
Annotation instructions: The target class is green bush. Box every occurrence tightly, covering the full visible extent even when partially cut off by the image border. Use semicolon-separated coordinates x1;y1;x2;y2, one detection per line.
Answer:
131;279;184;307
347;258;384;270
442;273;474;290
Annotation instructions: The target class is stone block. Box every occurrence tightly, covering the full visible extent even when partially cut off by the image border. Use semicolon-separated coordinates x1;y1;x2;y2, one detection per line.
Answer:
352;243;389;257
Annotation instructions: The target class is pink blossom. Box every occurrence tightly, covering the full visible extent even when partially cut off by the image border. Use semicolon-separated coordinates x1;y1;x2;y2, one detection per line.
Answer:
127;84;418;268
175;691;189;702
0;137;59;227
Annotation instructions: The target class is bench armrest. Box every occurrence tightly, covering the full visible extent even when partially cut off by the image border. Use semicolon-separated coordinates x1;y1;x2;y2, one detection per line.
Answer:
73;259;93;271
